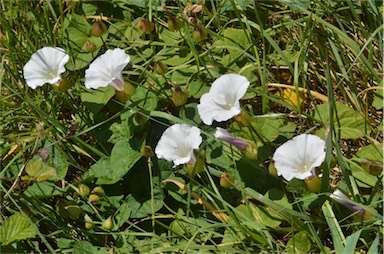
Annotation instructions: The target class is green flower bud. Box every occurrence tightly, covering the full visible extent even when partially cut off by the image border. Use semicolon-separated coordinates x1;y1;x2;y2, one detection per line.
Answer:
115;82;136;103
220;172;234;189
85;220;94;229
65;205;81;220
53;77;71;92
153;61;168;75
91;21;107;37
167;16;183;31
85;39;96;52
268;161;278;177
78;183;90;199
88;194;101;203
241;142;258;161
137;19;155;34
92;186;105;195
303;175;321;193
193;25;207;43
140;145;154;158
102;216;114;230
234;111;252;127
186;150;205;177
172;85;188;106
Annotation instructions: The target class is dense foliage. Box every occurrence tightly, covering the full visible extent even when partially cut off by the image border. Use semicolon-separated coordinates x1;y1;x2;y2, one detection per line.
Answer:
1;0;382;253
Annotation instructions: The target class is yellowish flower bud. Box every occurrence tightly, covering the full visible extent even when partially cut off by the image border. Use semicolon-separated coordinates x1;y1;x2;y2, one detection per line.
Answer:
115;82;136;103
85;39;96;52
92;186;105;195
168;16;183;31
186;150;205;177
102;216;114;230
220;172;234;189
137;19;155;34
241;142;258;160
172;85;188;106
140;145;154;158
88;194;101;203
85;220;94;229
91;21;107;37
134;112;149;125
193;25;207;43
268;161;278;177
303;175;322;193
78;183;90;199
361;160;383;176
53;77;71;92
64;205;81;220
234;111;252;127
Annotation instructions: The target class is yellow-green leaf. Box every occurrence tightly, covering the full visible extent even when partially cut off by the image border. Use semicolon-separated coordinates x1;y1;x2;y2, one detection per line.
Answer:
0;212;36;245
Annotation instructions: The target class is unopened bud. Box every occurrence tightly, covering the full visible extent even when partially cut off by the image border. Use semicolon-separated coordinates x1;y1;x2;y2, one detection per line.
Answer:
91;21;106;37
65;205;81;220
102;216;114;230
85;220;94;229
193;25;207;43
153;61;168;75
134;112;149;125
168;16;183;31
241;142;258;161
53;77;71;92
140;145;154;158
234;111;252;127
78;183;90;199
186;150;205;177
304;175;321;193
137;19;155;34
92;186;105;195
268;161;278;177
115;82;136;103
190;4;204;14
220;172;234;188
85;39;96;52
88;194;101;203
172;85;188;106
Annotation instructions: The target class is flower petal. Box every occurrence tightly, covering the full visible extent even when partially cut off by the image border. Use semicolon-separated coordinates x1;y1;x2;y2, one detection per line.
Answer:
85;48;130;90
197;93;241;125
273;134;325;181
23;47;69;89
155;124;202;166
197;74;249;125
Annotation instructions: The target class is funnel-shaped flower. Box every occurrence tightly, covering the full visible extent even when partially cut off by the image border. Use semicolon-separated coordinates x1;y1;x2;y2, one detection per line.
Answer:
85;48;130;91
155;124;202;167
23;47;69;89
273;134;326;181
197;74;250;125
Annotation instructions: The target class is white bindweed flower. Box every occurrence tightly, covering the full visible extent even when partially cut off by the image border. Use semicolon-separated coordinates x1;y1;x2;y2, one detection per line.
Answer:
155;124;202;167
85;48;130;91
273;134;326;181
197;74;250;125
23;47;69;89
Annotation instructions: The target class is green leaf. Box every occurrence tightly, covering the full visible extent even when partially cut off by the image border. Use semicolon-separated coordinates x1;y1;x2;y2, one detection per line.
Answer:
279;0;311;12
0;212;36;245
315;102;370;139
372;87;383;110
80;86;115;114
24;158;58;182
126;86;157;111
73;241;97;254
24;182;64;198
97;140;142;185
286;231;312;254
322;200;345;253
187;79;210;99
249;204;282;228
218;28;249;59
248;115;297;142
115;203;132;228
179;103;202;125
171;67;196;85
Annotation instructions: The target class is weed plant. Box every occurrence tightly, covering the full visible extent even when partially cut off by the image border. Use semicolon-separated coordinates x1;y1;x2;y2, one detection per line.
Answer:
0;0;382;253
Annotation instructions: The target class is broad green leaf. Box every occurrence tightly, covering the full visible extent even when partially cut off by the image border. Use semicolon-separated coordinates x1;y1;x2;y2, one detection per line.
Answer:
349;144;382;187
249;203;282;228
171;67;196;85
344;229;362;254
315;102;370;139
73;240;97;254
218;28;249;59
24;158;58;182
115;203;132;228
25;158;44;177
108;122;132;144
187;79;210;99
265;189;293;210
179;103;202;125
80;86;115;114
24;182;64;198
0;212;36;245
278;0;311;12
161;51;194;66
98;140;142;184
248;115;297;142
126;86;157;111
286;231;312;254
372;87;383;110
